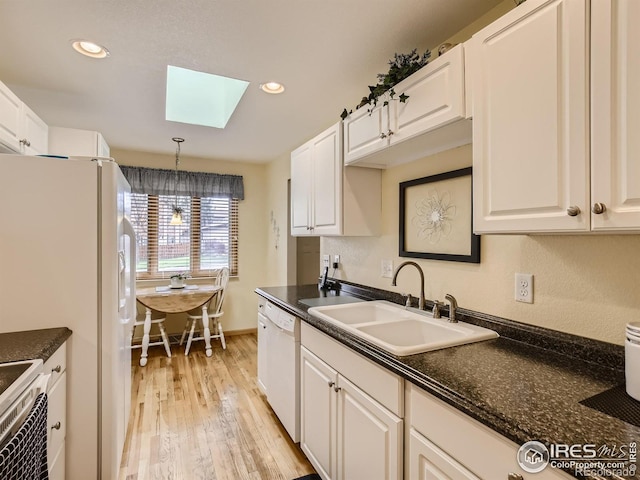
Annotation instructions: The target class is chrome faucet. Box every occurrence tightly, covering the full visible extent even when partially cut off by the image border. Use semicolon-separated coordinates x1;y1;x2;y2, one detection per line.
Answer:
391;261;426;311
445;294;458;323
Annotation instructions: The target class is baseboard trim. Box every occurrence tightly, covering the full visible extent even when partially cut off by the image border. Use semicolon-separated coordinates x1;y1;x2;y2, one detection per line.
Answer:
225;327;257;336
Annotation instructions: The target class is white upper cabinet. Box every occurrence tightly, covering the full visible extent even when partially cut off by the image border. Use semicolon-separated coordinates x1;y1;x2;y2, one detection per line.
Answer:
343;44;471;169
0;82;22;153
590;0;640;231
472;0;640;234
48;127;111;158
291;122;381;237
0;80;48;155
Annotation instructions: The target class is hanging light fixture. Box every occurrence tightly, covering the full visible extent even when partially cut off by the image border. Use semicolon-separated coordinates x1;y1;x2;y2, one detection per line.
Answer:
170;137;185;225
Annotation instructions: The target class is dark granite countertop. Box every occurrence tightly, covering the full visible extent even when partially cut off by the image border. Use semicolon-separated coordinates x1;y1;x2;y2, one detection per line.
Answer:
0;327;72;364
256;282;639;480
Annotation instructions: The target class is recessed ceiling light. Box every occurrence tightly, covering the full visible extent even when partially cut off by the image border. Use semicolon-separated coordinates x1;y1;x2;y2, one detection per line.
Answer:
260;82;285;94
71;40;110;59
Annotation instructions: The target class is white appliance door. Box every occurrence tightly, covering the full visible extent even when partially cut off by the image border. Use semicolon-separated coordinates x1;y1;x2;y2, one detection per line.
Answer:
266;318;300;442
0;154;100;479
99;160;134;480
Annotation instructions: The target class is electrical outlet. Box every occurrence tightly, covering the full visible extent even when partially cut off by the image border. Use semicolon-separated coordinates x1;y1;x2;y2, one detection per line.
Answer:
515;273;534;303
381;259;394;278
322;255;330;268
334;254;340;265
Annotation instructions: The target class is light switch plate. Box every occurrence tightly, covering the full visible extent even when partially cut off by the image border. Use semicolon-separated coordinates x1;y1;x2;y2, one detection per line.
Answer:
322;255;330;268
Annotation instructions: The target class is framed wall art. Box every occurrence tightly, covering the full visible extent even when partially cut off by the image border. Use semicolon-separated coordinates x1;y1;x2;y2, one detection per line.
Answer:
399;167;480;263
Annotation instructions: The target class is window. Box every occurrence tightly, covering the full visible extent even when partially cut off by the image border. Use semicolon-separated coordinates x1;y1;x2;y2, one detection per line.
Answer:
130;193;238;279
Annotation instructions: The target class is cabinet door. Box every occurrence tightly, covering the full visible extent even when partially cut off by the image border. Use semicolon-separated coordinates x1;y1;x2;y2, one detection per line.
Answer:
97;132;110;157
336;375;402;480
257;312;268;395
472;0;590;233
311;122;342;235
409;428;480;480
20;103;48;155
591;0;640;231
291;142;313;235
301;346;338;480
343;105;389;165
390;44;466;144
0;81;22;152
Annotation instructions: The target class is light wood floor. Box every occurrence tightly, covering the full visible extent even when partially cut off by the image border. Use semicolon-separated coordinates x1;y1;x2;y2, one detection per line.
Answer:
119;334;315;480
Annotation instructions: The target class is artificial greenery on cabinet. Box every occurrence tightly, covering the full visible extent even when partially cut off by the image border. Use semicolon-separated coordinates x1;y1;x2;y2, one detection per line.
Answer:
341;48;431;120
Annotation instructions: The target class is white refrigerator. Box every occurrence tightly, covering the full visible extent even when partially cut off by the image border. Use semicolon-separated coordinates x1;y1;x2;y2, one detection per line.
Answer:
0;154;136;480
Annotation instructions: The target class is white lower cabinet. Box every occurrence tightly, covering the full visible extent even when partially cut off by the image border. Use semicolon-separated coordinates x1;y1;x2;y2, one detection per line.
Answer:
257;300;268;395
409;428;479;480
406;384;572;480
44;341;67;480
300;324;403;480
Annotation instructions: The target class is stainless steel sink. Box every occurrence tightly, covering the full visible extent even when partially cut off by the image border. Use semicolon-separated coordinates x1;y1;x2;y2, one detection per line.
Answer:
308;300;498;356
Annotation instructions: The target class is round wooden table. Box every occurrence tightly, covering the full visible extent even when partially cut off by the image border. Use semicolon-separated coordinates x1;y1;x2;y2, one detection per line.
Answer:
136;285;221;365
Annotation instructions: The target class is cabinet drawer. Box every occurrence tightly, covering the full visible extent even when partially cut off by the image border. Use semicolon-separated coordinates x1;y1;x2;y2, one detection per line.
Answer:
409;385;572;479
47;371;66;464
44;342;67;390
301;322;403;416
257;297;267;315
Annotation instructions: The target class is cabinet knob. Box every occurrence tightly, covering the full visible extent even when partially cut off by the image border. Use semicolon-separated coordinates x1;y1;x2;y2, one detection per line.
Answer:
379;133;387;139
51;365;62;373
333;386;341;393
566;206;581;216
591;202;607;215
19;138;31;147
328;381;335;388
387;130;394;136
507;474;524;480
51;421;61;431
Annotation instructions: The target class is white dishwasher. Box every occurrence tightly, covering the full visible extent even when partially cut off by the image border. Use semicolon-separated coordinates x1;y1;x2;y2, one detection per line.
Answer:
264;300;300;443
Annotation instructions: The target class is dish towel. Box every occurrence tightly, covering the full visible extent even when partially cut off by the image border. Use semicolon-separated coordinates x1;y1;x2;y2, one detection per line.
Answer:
0;393;48;480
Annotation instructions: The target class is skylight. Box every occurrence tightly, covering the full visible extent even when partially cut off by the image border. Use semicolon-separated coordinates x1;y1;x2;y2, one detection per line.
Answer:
165;65;249;129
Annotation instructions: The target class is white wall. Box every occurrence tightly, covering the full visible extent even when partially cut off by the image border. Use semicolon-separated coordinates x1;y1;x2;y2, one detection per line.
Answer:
113;148;268;334
322;145;640;346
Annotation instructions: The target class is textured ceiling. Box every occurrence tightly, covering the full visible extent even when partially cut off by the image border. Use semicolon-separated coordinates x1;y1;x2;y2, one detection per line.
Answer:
0;0;504;162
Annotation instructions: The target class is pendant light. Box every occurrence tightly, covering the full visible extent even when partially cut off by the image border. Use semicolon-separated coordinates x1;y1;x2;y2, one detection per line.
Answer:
170;137;185;225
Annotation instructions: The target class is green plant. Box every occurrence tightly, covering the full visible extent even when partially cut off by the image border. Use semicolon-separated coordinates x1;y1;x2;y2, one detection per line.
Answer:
170;272;190;280
341;48;431;120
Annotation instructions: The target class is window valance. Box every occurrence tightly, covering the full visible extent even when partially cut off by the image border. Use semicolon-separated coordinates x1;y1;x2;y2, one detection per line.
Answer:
120;166;244;200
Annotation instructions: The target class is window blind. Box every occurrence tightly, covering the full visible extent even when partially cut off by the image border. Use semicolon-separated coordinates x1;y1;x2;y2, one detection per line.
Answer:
130;193;238;279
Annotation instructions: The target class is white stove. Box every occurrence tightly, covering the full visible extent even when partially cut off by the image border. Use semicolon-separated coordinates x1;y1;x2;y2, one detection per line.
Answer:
0;359;45;445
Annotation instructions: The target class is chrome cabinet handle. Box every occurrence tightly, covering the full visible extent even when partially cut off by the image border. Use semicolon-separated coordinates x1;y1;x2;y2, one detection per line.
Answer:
592;202;607;214
52;365;62;373
507;474;524;480
19;138;31;147
51;422;61;430
566;206;581;217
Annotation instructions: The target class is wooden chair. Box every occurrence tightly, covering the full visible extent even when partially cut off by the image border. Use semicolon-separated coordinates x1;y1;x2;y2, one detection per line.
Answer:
131;305;172;366
180;267;229;354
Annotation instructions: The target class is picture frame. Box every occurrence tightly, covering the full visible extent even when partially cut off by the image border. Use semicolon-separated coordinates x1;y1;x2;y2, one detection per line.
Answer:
399;167;480;263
